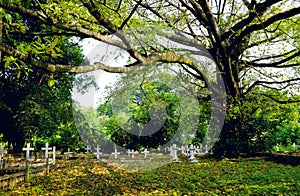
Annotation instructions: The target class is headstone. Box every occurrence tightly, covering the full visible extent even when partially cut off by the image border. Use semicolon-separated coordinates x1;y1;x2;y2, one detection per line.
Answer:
189;144;198;162
141;149;150;158
22;143;34;161
127;149;132;157
41;142;52;159
111;148;120;159
93;145;103;159
64;148;72;159
85;146;91;153
171;144;179;162
131;149;135;158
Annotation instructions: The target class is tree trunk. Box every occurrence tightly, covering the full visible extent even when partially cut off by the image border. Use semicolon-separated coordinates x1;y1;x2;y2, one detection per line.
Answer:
211;50;251;157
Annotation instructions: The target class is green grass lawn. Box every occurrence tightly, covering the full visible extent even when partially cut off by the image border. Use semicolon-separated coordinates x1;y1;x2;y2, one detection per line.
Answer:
3;158;300;195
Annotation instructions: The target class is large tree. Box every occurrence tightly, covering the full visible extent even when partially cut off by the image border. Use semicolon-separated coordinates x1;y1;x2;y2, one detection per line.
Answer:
1;0;299;157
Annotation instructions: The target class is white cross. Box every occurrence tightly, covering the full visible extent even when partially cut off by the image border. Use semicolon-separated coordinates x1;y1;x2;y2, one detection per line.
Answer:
0;145;7;160
141;149;150;158
127;149;132;157
131;149;135;158
93;145;102;159
111;148;120;159
22;143;34;160
85;146;91;153
189;144;198;162
41;142;52;159
171;144;179;161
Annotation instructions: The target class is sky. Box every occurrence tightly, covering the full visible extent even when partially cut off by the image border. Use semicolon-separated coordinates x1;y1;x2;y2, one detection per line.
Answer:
72;38;124;108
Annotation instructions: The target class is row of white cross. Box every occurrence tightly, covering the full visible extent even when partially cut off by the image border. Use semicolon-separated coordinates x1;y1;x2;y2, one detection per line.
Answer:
0;143;208;162
86;146;151;159
0;143;55;162
5;142;297;162
166;144;209;155
22;143;55;161
168;144;207;162
88;144;206;161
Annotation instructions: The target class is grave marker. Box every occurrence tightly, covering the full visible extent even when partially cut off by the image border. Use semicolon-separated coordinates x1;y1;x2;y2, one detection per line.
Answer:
127;149;132;157
189;144;198;162
131;149;135;158
141;149;150;158
22;143;34;161
93;145;103;159
111;148;120;159
85;146;91;153
171;144;179;162
41;142;52;159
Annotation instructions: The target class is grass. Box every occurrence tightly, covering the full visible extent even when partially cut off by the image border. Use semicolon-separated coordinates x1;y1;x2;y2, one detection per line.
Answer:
2;157;299;195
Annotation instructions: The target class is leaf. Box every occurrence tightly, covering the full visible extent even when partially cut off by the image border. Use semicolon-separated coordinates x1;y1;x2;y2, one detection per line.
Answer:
17;70;21;79
48;79;57;87
4;56;17;68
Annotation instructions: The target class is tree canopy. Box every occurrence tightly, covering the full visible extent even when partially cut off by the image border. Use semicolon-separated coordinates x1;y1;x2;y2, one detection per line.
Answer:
1;0;300;157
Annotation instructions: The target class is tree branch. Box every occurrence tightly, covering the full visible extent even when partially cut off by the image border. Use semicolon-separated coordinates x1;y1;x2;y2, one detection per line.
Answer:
254;93;300;104
0;2;127;50
230;6;300;50
196;0;222;44
222;0;282;41
79;0;118;33
120;0;142;29
0;43;135;73
244;50;300;68
245;78;300;95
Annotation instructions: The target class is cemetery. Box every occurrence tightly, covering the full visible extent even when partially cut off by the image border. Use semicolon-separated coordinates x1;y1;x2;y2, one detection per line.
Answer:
1;0;300;195
0;141;299;194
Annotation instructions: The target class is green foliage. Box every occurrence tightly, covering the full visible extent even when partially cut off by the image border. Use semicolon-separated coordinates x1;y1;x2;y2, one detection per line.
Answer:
0;12;85;150
98;81;181;150
72;105;110;149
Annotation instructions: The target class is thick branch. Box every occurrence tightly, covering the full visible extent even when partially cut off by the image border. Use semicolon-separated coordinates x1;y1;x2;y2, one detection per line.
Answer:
222;0;282;41
79;0;118;33
244;50;300;68
255;93;300;104
231;6;300;49
0;2;127;50
0;43;134;73
0;42;209;79
245;78;300;95
196;0;222;44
